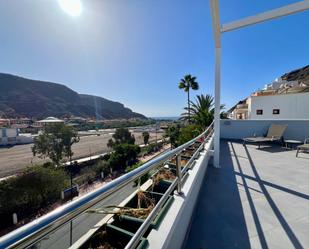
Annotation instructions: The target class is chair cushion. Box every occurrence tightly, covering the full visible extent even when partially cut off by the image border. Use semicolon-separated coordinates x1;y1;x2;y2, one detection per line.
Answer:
298;144;309;150
243;137;272;143
266;124;287;139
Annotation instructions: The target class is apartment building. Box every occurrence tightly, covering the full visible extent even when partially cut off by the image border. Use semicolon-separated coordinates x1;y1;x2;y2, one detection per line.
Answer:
229;75;309;120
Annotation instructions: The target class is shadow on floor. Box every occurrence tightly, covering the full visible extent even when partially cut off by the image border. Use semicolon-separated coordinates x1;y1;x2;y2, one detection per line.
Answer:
184;140;251;249
230;142;269;249
234;172;309;201
257;146;288;153
184;140;306;249
242;144;304;249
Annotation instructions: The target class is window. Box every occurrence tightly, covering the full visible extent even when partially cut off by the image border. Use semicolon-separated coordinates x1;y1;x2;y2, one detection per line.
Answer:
256;109;263;115
273;109;280;115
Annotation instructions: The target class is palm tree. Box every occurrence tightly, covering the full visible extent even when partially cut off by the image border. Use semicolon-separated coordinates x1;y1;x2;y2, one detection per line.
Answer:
181;94;224;130
178;74;199;123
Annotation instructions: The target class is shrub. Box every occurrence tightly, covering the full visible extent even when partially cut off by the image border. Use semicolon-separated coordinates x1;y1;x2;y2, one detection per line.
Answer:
94;160;111;175
146;143;156;154
74;167;96;186
108;144;141;171
0;165;68;228
178;124;201;145
101;153;111;161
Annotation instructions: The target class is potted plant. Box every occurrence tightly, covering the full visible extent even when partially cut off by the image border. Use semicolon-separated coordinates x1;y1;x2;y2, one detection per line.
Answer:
87;190;173;236
168;156;189;167
150;168;176;194
112;190;173;231
80;223;148;249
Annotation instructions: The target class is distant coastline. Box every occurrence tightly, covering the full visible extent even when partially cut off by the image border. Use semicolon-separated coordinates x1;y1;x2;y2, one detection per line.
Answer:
151;116;180;121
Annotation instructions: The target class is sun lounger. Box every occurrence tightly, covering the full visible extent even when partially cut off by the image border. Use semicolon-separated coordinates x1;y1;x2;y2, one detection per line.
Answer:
243;124;288;149
296;138;309;157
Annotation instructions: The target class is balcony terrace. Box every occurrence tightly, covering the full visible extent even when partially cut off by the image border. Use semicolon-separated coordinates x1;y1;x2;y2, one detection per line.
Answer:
0;120;308;249
186;139;309;249
1;1;309;248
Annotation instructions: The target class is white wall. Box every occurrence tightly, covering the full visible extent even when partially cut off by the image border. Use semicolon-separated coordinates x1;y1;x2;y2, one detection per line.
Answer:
221;120;309;141
16;136;33;144
6;128;18;137
249;92;309;119
0;128;18;138
0;128;32;145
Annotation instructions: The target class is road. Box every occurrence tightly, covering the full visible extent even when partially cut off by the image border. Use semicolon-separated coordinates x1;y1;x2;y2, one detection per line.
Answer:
35;182;137;249
24;145;170;249
0;132;162;178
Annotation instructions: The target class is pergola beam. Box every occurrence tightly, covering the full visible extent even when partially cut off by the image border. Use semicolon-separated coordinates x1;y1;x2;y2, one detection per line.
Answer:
209;0;309;168
221;1;309;33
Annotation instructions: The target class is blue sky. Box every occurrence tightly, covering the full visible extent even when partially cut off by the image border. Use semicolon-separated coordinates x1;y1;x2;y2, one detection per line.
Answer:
0;0;308;117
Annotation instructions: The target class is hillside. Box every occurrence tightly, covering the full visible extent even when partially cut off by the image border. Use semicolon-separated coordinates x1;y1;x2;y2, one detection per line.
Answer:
0;73;146;119
281;65;309;85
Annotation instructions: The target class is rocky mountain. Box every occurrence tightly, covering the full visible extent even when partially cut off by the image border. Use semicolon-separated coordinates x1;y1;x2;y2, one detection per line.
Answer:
281;65;309;85
0;73;146;119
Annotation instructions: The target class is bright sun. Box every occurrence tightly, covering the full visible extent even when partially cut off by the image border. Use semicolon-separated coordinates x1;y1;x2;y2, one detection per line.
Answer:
58;0;82;17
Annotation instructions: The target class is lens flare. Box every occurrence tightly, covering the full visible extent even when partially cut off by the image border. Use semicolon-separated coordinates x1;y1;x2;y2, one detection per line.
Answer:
58;0;82;17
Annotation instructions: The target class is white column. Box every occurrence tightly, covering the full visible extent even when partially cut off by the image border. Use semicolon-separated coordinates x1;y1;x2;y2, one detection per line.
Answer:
210;0;221;168
214;46;221;168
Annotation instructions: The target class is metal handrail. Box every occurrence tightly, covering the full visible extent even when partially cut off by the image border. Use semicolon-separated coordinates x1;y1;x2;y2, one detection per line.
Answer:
0;122;214;249
125;127;214;249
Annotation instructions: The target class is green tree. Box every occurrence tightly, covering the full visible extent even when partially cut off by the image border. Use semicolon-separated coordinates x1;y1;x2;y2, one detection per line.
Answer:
178;74;199;123
181;94;224;130
165;124;181;149
107;128;135;148
178;124;201;145
146;143;156;154
142;131;150;145
0;165;68;216
94;160;111;175
32;123;80;165
108;144;141;170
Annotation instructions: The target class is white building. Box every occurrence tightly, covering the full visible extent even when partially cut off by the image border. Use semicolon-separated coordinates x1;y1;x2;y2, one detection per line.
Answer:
228;99;249;120
0;128;33;146
0;128;18;146
248;91;309;119
229;91;309;120
229;72;309;120
35;117;64;127
263;77;299;91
